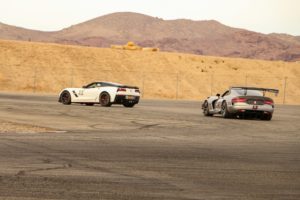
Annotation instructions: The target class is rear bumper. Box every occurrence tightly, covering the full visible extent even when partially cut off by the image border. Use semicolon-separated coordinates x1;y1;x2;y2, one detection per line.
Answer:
114;95;140;104
234;110;272;119
228;104;274;114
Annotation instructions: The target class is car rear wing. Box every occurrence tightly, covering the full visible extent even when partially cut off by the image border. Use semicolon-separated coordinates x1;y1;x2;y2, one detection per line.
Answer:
230;87;279;96
119;85;139;89
100;82;139;89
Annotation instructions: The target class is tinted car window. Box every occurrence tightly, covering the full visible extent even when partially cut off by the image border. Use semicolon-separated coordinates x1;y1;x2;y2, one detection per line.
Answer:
232;89;263;96
86;83;97;88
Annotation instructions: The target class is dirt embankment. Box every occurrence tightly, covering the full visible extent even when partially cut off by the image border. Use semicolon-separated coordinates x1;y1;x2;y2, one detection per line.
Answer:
0;39;300;104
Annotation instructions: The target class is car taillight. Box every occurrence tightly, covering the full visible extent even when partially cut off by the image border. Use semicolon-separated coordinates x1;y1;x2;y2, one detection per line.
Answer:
232;98;247;104
117;88;126;92
135;89;140;93
264;100;274;105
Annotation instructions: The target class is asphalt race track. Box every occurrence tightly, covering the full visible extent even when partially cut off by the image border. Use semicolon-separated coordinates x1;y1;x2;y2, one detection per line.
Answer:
0;93;299;200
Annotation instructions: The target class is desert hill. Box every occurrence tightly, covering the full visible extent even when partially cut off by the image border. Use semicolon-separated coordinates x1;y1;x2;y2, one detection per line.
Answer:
0;22;54;41
1;39;299;104
1;12;300;61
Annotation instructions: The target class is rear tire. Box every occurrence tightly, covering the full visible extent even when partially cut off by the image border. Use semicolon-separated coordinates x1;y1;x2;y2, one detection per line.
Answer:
61;91;71;105
262;114;272;121
221;101;232;118
100;92;112;107
203;101;213;116
123;102;135;108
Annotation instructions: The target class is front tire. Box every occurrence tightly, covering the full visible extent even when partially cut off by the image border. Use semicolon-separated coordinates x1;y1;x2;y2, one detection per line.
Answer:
203;101;213;116
221;101;232;118
61;91;71;105
100;92;112;107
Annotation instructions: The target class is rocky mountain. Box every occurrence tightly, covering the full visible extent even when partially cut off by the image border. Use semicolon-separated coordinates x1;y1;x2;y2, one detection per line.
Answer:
1;12;300;61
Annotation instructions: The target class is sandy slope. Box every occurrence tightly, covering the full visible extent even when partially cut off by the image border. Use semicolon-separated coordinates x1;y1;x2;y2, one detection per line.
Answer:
0;39;299;104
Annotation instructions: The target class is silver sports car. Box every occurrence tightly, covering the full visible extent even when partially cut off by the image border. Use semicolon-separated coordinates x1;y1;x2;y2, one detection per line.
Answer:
202;87;279;120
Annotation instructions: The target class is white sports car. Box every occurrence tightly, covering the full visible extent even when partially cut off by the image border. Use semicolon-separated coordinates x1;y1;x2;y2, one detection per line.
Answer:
58;82;140;107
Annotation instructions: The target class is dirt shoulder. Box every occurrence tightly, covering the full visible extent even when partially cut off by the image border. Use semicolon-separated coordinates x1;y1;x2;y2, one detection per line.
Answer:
0;120;53;133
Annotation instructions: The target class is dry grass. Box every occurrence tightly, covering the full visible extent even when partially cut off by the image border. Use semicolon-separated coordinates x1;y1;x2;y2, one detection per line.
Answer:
0;39;300;104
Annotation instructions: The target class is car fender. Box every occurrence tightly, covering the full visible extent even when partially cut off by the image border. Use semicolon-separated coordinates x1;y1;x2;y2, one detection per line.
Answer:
97;87;118;103
58;88;79;103
64;88;87;103
206;96;220;111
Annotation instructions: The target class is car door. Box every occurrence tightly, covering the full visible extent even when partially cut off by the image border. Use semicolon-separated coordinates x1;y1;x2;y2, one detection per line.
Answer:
82;83;101;102
215;90;229;112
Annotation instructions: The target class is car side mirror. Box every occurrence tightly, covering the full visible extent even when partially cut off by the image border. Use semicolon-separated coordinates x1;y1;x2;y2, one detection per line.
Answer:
216;93;220;97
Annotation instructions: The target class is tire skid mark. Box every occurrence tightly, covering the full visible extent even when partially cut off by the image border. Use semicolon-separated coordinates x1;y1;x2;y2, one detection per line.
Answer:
0;138;178;189
16;164;72;176
1;138;111;175
131;121;160;129
1;139;73;176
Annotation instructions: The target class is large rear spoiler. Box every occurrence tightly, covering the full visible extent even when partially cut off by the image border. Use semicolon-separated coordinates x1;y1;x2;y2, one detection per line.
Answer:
230;87;279;96
119;85;139;89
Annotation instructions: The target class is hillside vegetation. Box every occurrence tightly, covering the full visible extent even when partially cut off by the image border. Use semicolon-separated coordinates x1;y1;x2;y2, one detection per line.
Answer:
1;39;300;104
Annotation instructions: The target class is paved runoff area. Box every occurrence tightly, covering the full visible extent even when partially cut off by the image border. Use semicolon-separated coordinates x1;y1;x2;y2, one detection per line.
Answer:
0;93;299;200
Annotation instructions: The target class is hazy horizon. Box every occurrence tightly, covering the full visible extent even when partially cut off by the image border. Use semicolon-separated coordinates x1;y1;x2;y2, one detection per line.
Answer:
0;0;299;36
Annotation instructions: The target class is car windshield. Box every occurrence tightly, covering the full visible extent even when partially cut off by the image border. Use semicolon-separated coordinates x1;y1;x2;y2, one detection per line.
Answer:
232;89;263;96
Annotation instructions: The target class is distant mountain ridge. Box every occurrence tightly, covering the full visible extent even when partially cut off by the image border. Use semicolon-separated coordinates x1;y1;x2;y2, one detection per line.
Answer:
1;12;300;61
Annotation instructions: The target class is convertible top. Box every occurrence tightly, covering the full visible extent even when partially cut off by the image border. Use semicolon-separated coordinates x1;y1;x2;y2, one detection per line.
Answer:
230;86;279;94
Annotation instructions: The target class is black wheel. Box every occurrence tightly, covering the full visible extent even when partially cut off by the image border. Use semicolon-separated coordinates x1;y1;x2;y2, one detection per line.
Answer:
221;101;232;118
61;91;71;105
85;103;94;106
100;92;112;107
203;101;213;116
123;102;135;108
262;114;272;121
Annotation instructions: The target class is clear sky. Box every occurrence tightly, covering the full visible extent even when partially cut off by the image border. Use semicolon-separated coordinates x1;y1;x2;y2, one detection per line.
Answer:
0;0;299;35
